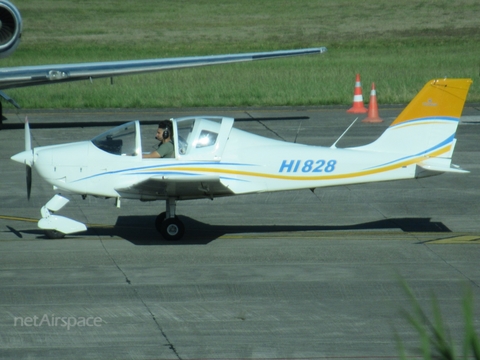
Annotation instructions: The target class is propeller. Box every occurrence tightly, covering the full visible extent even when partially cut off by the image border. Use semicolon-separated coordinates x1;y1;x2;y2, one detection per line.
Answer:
26;160;32;200
25;117;31;151
25;117;32;200
11;117;34;200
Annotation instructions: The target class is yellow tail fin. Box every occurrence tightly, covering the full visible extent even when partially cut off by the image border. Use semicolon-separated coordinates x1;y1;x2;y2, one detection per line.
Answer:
353;79;472;157
391;78;472;126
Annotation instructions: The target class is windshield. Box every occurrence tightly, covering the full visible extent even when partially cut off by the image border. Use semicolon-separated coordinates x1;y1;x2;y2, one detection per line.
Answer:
91;122;138;156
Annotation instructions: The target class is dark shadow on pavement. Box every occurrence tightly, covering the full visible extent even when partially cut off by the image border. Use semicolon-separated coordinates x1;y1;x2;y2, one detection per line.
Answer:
16;216;450;243
85;215;451;245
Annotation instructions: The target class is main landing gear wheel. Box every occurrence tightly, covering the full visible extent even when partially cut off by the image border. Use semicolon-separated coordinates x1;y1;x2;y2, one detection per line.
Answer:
155;212;167;232
155;198;185;241
159;217;185;241
155;212;185;240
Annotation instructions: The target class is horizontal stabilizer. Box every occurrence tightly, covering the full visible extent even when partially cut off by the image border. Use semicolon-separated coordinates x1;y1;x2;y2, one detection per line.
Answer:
417;163;469;173
416;163;469;178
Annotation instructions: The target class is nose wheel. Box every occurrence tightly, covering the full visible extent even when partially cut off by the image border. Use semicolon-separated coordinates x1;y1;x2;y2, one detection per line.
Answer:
155;198;185;241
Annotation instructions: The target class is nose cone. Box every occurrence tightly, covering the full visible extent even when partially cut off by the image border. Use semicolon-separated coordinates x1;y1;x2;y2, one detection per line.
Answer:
11;149;34;166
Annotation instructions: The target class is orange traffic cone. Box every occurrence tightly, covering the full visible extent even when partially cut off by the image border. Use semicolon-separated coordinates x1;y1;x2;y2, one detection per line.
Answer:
362;83;383;123
347;74;368;113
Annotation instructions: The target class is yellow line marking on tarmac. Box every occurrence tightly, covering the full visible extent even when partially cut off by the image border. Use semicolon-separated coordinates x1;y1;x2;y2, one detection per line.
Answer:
221;231;480;243
0;215;38;223
222;231;430;240
425;235;480;244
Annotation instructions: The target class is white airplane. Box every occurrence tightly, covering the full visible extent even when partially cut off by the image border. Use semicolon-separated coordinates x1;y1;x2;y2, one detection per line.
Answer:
0;0;326;124
11;78;472;240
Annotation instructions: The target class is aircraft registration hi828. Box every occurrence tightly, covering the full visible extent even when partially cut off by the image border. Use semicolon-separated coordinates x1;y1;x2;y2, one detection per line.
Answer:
11;78;473;240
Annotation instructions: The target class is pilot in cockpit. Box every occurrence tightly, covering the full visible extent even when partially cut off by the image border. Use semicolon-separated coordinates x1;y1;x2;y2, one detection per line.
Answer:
142;120;175;159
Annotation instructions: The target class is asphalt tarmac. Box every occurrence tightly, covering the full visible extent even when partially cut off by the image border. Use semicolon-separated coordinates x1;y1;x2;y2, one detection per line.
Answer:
1;104;480;359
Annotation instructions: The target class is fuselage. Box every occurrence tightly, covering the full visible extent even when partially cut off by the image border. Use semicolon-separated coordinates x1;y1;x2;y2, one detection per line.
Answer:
29;118;420;201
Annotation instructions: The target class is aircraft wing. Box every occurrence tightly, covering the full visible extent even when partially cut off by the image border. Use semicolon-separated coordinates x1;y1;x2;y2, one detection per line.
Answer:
0;47;326;90
115;174;234;200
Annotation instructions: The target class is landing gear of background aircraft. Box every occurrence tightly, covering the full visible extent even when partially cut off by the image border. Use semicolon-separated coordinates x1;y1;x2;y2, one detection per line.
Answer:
155;198;185;240
45;230;66;239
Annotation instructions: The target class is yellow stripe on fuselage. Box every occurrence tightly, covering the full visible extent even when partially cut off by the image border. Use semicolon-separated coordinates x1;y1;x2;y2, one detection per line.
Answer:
156;144;451;182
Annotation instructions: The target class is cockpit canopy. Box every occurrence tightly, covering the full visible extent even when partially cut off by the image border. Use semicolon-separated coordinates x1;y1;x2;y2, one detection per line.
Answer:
91;116;234;160
175;116;233;160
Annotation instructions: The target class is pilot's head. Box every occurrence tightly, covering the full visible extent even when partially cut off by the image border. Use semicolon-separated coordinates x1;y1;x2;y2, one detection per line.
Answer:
155;120;172;142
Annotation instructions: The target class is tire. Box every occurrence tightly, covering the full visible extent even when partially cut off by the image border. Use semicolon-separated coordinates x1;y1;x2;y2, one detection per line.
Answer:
155;212;167;233
160;217;185;241
45;230;65;239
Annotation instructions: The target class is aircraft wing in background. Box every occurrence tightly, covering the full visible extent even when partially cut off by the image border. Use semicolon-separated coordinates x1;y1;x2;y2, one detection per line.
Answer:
0;48;326;90
0;1;327;118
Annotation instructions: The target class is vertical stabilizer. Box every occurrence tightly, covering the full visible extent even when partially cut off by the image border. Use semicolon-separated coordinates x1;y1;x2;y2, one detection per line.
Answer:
391;78;472;126
354;78;472;157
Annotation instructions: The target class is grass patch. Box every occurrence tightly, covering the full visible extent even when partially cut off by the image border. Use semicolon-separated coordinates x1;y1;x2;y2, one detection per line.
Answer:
4;0;480;108
397;280;480;359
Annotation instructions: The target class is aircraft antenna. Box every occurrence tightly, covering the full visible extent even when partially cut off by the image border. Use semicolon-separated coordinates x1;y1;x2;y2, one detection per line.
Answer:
331;117;358;149
293;121;303;143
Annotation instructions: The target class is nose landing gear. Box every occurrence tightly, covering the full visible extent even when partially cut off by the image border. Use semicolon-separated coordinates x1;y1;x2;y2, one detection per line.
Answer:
155;198;185;241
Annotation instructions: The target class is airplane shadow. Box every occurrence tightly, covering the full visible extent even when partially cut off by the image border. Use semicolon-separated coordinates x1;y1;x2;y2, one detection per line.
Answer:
16;216;450;244
81;215;450;245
